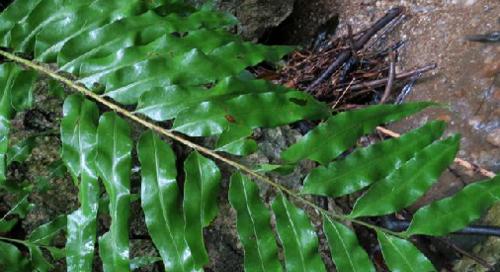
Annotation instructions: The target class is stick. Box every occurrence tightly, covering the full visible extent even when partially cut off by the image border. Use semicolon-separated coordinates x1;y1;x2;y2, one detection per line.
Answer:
306;7;404;92
341;63;437;93
376;126;496;178
379;52;396;104
438;237;494;271
383;218;500;237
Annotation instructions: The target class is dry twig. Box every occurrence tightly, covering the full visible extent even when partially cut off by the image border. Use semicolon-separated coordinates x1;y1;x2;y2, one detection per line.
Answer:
376;126;496;178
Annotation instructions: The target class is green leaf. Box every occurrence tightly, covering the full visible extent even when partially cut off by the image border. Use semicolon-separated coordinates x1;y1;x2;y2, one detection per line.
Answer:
376;231;435;272
61;95;100;182
183;151;221;267
322;215;375;272
34;1;150;63
173;88;328;136
407;175;500;236
7;135;37;165
254;164;295;175
281;102;435;165
47;247;65;260
228;172;282;272
78;29;236;91
101;44;291;105
96;112;132;272
28;246;53;272
0;219;17;233
137;131;198;271
302;121;446;197
350;135;460;218
0;63;38;185
47;80;65;99
0;241;30;272
28;215;66;245
0;0;43;46
215;124;257;156
7;1;99;52
61;95;100;272
1;191;33;221
272;194;326;272
137;76;328;138
130;256;162;270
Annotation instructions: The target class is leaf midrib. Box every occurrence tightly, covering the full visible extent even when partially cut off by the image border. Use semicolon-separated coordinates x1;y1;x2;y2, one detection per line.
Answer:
152;135;186;272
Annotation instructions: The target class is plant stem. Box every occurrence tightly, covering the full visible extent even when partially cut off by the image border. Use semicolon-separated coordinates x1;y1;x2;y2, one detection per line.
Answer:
0;236;59;250
0;49;429;240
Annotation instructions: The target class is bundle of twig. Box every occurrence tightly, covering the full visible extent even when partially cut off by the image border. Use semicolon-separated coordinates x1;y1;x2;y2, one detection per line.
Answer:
272;7;437;109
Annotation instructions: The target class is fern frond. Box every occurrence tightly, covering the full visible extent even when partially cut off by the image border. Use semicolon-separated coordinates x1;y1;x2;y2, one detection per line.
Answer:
61;95;100;271
302;121;446;197
229;172;283;272
0;1;498;271
272;194;326;272
323;215;375;272
137;131;198;271
183;151;221;267
0;240;30;271
96;112;132;271
281;102;435;165
350;135;460;218
377;231;435;271
0;63;37;185
407;175;500;236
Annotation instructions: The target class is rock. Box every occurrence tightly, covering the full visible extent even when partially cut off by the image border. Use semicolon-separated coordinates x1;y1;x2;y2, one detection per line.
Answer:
187;0;294;41
188;0;339;44
486;128;500;147
260;0;340;45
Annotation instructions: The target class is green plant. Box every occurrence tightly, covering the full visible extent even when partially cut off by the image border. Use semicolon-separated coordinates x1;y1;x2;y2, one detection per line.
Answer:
0;0;498;271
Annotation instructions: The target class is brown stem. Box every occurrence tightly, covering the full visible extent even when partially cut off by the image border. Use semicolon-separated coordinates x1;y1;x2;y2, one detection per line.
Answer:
376;126;496;178
306;7;404;92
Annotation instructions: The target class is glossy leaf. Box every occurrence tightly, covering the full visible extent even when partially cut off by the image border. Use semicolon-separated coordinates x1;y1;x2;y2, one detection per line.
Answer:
61;95;100;272
215;124;257;155
61;95;99;182
377;231;435;272
0;63;37;185
136;77;288;121
322;215;375;272
350;135;460;218
6;135;37;165
407;175;500;236
272;194;326;272
173;87;328;136
0;219;17;233
0;241;30;272
281;102;434;165
183;151;221;267
0;0;320;160
28;215;66;245
130;256;162;270
28;246;53;272
137;131;197;271
302;121;446;197
97;112;132;272
0;190;32;233
229;172;282;272
1;190;33;220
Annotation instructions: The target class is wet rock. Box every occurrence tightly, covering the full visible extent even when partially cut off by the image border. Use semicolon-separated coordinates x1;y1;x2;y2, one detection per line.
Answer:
486;128;500;147
188;0;339;44
260;0;340;45
453;203;500;272
188;0;294;41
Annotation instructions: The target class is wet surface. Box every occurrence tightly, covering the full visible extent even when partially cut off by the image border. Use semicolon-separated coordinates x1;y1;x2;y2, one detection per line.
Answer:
336;0;499;175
